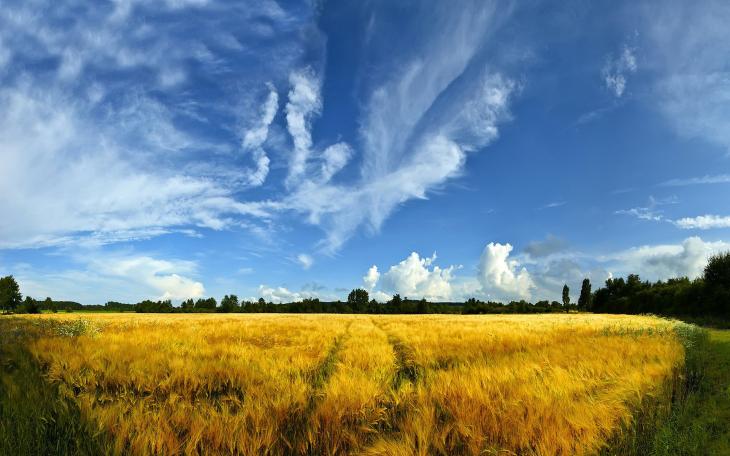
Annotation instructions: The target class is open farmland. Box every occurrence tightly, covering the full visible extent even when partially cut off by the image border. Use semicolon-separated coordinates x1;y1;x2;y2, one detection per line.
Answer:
0;314;694;455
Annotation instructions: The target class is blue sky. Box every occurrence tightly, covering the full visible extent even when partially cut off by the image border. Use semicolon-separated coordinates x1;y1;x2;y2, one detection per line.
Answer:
2;0;730;304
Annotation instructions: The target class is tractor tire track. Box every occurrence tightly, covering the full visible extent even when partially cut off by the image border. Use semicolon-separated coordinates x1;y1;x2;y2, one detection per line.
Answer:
280;322;353;455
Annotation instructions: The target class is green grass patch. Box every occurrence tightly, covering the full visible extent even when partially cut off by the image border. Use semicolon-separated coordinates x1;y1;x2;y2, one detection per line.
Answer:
650;329;730;455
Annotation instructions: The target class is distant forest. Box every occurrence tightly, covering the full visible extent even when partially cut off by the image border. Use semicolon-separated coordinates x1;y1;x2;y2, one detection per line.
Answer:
2;253;729;319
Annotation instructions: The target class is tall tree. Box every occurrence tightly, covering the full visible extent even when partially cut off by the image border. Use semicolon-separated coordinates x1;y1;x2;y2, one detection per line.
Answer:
219;295;239;313
577;278;592;311
0;275;22;312
347;288;369;312
562;284;570;311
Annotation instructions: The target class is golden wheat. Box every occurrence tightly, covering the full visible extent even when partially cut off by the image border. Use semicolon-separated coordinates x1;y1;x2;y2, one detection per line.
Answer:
12;313;684;455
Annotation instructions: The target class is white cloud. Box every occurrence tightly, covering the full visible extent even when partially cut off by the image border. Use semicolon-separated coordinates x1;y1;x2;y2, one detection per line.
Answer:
320;142;353;183
478;242;534;301
363;265;380;290
674;215;730;230
256;285;319;303
94;256;205;301
274;4;517;253
0;0;312;250
379;252;458;301
615;207;664;222
0;1;520;258
0;86;277;249
603;236;730;281
661;174;730;187
296;253;314;270
241;84;279;186
356;236;730;305
602;45;637;97
15;252;205;304
370;290;392;303
285;68;322;186
540;201;567;209
615;195;678;223
282;72;516;253
615;200;730;232
643;0;730;152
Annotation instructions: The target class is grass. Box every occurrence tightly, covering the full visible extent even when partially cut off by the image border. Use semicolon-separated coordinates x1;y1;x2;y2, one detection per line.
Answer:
0;319;104;455
649;329;730;455
0;313;716;455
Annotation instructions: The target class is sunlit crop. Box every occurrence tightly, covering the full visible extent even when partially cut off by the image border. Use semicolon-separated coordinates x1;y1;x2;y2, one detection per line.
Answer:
6;313;685;455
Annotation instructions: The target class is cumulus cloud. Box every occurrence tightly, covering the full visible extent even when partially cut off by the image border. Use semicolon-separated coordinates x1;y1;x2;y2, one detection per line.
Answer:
379;252;458;301
615;199;730;232
674;215;730;230
363;265;380;290
602;45;637;97
603;236;730;281
478;243;534;301
370;290;393;303
255;284;323;303
358;235;730;305
14;252;205;304
94;255;205;301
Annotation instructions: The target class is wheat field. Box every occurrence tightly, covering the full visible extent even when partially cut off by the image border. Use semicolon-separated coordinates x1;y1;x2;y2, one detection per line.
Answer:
2;313;687;455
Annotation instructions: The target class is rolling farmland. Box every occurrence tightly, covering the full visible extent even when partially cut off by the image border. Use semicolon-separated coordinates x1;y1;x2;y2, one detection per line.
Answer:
0;313;693;455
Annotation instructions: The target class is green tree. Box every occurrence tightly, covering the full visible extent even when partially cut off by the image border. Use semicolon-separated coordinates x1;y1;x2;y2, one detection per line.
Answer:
562;284;570;311
21;296;40;314
577;278;592;311
194;297;217;311
44;296;56;313
0;275;22;312
388;294;403;313
704;252;730;289
180;298;195;311
347;288;369;312
219;294;239;313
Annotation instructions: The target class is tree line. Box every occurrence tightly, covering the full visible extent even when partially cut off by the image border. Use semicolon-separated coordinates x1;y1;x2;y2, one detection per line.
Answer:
1;252;728;318
590;252;730;317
